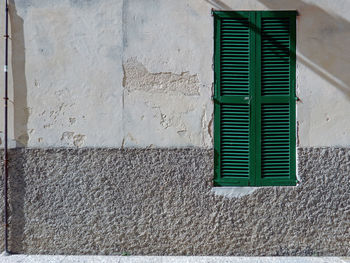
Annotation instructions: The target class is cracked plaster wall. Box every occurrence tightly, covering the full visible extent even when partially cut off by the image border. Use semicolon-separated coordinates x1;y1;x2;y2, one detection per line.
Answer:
0;0;214;148
0;0;348;147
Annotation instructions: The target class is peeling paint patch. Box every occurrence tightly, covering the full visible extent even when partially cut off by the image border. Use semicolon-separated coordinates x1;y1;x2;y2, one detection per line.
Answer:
125;133;137;143
123;58;200;96
47;103;70;121
177;130;187;136
208;112;214;139
121;133;138;147
69;118;76;125
18;134;29;143
160;113;171;129
61;132;74;141
61;132;86;147
73;134;86;147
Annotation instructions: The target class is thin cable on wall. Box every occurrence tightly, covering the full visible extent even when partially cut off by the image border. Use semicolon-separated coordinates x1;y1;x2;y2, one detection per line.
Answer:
3;0;9;255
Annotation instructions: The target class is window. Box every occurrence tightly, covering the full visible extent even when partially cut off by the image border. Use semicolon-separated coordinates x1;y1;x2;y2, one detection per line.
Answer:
213;11;297;186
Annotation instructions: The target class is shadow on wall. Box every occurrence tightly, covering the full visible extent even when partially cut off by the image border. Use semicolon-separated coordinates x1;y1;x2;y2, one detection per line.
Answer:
9;0;28;146
7;0;27;253
205;0;350;99
204;0;231;10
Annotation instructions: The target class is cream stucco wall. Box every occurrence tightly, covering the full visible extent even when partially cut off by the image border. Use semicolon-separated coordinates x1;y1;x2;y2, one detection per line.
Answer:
0;0;348;147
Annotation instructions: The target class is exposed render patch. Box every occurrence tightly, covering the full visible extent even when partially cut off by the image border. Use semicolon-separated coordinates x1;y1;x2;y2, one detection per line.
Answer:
42;103;72;124
122;133;137;145
123;58;200;96
60;132;86;147
61;132;74;144
160;113;171;129
73;134;86;147
61;132;86;147
17;134;29;146
69;118;76;125
61;132;74;141
177;130;187;136
208;113;214;138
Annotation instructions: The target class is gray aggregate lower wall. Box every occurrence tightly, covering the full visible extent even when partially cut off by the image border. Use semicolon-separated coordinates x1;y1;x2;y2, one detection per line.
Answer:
1;147;350;255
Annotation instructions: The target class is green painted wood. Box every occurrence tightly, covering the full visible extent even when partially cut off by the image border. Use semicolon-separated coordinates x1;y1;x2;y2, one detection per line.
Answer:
249;11;257;186
216;96;250;104
254;11;262;186
289;13;297;185
213;13;221;185
259;11;296;186
213;11;296;187
213;11;251;186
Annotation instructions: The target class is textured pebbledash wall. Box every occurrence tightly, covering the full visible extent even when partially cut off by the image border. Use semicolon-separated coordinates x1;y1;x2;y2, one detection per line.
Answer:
0;147;348;255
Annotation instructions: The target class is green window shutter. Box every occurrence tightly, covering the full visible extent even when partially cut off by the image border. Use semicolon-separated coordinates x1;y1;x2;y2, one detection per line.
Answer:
257;12;297;186
214;11;296;187
214;12;252;186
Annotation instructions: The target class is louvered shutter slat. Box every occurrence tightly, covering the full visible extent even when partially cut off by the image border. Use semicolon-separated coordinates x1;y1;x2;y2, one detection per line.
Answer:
220;18;250;96
221;104;250;178
261;104;290;178
261;17;290;96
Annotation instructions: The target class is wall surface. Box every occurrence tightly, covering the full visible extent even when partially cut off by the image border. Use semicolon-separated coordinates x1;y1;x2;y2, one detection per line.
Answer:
0;0;348;147
0;147;349;255
0;0;348;256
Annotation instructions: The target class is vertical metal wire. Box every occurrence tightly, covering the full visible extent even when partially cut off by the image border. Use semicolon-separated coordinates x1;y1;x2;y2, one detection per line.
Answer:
3;0;9;254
